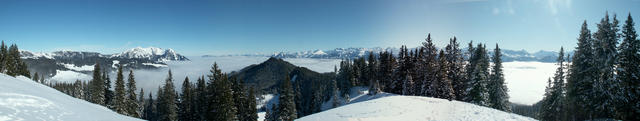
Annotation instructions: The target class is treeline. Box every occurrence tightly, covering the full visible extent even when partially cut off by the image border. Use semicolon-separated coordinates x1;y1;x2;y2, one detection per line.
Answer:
538;12;640;121
49;63;259;121
0;41;30;78
333;34;511;112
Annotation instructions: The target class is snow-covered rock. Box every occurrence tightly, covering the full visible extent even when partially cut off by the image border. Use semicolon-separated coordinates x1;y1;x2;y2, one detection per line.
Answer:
298;96;536;121
112;47;189;61
0;74;142;121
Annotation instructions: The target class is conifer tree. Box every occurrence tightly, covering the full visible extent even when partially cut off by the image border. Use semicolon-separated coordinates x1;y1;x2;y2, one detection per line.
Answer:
33;72;39;82
616;13;640;120
157;70;178;121
539;48;566;121
463;41;476;102
467;44;490;106
138;88;145;118
232;76;249;121
179;77;195;121
446;37;466;101
0;41;5;73
488;44;510;112
113;65;128;115
89;62;105;105
126;70;140;117
592;12;620;118
421;34;438;96
277;76;297;121
566;20;596;121
367;52;380;95
5;44;17;76
246;87;258;121
103;70;113;108
143;92;156;121
434;50;455;100
206;62;236;121
195;75;207;120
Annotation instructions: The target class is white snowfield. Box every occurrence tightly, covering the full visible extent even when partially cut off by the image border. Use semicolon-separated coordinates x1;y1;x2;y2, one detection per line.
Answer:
298;96;537;121
0;74;142;121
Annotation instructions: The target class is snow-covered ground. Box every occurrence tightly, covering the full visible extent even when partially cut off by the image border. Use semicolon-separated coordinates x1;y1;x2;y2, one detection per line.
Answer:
49;70;93;83
0;74;142;121
298;96;537;121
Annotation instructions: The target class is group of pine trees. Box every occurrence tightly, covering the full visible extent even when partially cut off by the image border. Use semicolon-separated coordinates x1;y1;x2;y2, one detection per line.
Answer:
334;34;511;112
0;41;30;78
539;12;640;121
50;63;143;118
142;63;258;121
51;62;259;121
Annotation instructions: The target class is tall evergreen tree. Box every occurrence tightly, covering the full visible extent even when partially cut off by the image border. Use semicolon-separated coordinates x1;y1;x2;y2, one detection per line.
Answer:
434;50;455;100
113;65;128;115
463;41;476;102
232;76;249;121
157;70;178;121
467;44;490;106
421;33;438;96
194;75;207;120
143;92;156;121
89;62;105;105
616;13;640;120
367;52;380;95
245;87;258;121
5;44;18;76
445;37;466;101
566;20;596;121
277;76;297;121
103;70;113;109
126;70;140;117
488;44;510;112
138;88;145;119
0;41;5;73
539;48;566;121
179;77;195;121
206;63;237;121
592;12;620;118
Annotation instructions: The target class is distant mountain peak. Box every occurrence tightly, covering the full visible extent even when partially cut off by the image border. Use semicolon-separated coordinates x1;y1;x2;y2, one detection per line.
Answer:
113;47;189;61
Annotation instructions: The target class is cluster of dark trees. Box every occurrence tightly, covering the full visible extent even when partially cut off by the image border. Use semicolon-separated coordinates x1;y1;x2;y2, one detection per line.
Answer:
538;12;640;121
50;64;143;118
0;41;30;78
51;62;260;121
333;34;511;112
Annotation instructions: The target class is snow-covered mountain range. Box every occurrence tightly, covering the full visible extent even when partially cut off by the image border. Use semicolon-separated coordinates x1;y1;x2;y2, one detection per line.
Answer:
20;47;189;82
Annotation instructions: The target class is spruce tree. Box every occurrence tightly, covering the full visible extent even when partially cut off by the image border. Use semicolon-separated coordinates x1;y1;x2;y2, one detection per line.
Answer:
367;52;380;95
33;72;39;82
157;70;178;121
421;34;438;96
195;75;207;120
113;65;128;115
566;20;596;121
5;44;17;76
616;13;640;120
0;41;5;73
463;41;476;102
539;48;566;121
488;44;510;112
103;70;113;109
467;44;490;106
179;77;195;121
277;76;297;121
592;12;620;118
126;70;140;117
446;37;466;101
434;50;455;100
143;92;156;121
138;88;145;119
206;62;236;121
89;62;105;105
246;87;258;121
232;76;248;121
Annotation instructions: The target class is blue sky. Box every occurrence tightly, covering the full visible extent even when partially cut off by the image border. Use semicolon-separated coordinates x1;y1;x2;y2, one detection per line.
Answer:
0;0;639;56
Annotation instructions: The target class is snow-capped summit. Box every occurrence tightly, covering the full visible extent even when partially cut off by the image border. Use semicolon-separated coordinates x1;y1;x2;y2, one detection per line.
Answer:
312;50;327;55
113;47;189;61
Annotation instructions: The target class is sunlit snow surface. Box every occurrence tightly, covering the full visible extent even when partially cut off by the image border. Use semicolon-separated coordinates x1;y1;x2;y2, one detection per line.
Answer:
0;74;142;121
297;96;537;121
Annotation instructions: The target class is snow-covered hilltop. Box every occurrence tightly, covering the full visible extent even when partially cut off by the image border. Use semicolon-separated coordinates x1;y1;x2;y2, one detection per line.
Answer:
298;96;536;121
0;74;142;121
112;47;189;62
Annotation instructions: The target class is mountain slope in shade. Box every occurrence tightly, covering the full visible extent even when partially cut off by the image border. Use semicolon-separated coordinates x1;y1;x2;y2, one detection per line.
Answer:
298;96;536;121
0;74;142;121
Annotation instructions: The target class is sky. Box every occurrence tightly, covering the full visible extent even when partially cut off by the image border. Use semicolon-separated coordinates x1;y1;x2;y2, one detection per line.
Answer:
0;0;639;56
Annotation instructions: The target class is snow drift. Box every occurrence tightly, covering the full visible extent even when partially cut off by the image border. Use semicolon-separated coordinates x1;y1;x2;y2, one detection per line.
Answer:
298;96;536;121
0;74;142;121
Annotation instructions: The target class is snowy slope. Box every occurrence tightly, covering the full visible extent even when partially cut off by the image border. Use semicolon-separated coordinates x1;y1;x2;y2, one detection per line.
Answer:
0;74;142;121
298;96;537;121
